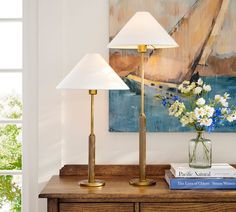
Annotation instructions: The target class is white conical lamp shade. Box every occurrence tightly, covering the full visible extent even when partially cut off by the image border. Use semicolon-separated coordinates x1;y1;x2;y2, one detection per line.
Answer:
108;11;178;49
56;54;129;90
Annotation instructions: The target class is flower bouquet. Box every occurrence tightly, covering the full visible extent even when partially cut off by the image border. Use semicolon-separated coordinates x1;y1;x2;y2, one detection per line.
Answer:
158;78;236;168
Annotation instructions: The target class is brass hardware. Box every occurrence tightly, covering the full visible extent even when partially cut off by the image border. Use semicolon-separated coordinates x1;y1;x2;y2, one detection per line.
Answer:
79;90;105;187
80;179;105;187
129;45;156;186
129;178;156;186
89;90;97;135
89;89;97;95
138;44;147;53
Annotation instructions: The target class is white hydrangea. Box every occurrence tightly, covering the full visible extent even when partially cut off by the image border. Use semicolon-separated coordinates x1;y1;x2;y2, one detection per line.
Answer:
203;84;211;92
188;112;196;123
215;94;221;102
221;108;229;115
220;98;228;107
197;78;203;86
199;118;213;127
178;81;196;94
169;101;185;117
183;80;190;85
196;98;205;106
193;86;202;95
189;82;196;90
224;92;230;100
194;107;206;119
169;103;178;116
179;86;192;94
227;110;236;122
178;80;189;90
203;105;215;117
180;112;196;127
174;109;184;117
227;115;235;122
180;87;191;94
180;115;189;126
215;94;229;107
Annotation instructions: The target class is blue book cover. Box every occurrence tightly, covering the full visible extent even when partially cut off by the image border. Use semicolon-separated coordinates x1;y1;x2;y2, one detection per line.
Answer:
165;170;236;190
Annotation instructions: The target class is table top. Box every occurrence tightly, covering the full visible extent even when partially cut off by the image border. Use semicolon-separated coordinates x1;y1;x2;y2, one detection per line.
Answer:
39;165;236;203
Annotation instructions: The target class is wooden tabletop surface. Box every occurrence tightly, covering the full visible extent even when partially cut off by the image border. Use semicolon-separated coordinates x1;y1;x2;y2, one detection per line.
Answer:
39;165;236;203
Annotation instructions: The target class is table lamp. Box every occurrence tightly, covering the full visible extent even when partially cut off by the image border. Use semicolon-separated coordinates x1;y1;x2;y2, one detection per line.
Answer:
108;12;178;186
57;53;129;187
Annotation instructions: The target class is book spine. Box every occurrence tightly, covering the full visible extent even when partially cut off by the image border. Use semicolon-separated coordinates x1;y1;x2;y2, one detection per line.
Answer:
171;168;236;178
168;178;236;190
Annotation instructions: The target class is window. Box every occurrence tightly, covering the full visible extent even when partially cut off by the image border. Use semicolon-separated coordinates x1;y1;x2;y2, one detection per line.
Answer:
0;1;23;211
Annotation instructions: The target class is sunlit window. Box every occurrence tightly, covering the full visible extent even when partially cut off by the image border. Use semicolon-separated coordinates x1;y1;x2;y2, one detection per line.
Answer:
0;1;23;211
0;0;22;18
0;22;22;69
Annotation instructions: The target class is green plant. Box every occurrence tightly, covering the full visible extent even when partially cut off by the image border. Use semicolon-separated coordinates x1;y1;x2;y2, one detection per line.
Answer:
0;94;22;211
0;176;21;212
0;95;22;120
0;125;22;170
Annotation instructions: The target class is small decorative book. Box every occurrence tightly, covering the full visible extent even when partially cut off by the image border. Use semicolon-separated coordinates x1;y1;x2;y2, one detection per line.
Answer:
165;170;236;190
170;163;236;178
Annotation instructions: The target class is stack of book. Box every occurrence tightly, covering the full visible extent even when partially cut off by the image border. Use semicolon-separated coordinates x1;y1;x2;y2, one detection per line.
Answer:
165;163;236;189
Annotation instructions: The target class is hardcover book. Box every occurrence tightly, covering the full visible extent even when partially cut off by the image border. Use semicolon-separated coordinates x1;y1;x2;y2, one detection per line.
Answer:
165;170;236;190
170;163;236;178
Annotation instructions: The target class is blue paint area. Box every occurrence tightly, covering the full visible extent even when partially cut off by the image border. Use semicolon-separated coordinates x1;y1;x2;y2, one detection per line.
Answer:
109;77;236;132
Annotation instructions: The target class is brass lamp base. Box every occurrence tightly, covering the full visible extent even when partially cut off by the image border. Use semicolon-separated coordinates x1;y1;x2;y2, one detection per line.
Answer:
78;90;105;188
79;179;105;187
129;178;156;186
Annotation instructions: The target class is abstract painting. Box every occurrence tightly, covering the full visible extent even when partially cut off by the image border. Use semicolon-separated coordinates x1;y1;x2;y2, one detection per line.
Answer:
109;0;236;132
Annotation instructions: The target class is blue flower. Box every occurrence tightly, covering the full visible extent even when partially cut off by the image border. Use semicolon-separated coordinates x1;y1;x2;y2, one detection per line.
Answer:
172;95;180;101
207;123;215;132
214;108;221;117
162;98;168;107
212;115;224;128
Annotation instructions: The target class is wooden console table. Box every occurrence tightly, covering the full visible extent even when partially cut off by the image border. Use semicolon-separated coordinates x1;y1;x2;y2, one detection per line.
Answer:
39;165;236;212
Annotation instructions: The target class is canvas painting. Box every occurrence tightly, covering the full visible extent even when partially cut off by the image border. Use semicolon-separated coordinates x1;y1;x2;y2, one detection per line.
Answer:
109;0;236;132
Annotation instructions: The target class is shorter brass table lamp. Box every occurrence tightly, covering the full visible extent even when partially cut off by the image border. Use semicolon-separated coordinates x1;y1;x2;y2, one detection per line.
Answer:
57;53;129;187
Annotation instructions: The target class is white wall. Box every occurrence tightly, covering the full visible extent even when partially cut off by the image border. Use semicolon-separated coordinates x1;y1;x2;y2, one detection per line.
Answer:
38;0;63;211
23;0;39;211
37;0;236;211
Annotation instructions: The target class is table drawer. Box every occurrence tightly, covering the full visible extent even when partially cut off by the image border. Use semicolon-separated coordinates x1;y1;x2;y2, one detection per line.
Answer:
60;203;134;212
141;203;236;211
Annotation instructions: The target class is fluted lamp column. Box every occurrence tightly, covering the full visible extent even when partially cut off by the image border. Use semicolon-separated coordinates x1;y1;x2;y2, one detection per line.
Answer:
56;54;129;187
108;12;178;186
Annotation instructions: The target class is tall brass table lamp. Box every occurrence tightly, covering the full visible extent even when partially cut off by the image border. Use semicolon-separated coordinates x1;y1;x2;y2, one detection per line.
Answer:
108;12;178;186
57;54;129;187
